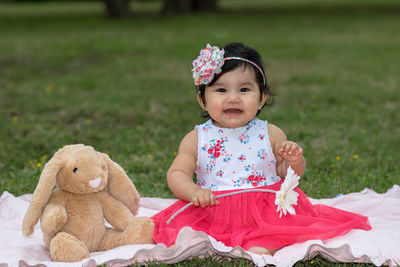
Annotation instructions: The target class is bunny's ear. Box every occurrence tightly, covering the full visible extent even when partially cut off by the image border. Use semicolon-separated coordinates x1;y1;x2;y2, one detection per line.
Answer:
22;153;63;236
101;153;140;215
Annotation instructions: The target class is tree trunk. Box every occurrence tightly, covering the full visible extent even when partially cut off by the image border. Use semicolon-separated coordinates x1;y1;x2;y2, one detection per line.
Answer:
162;0;218;14
194;0;218;12
103;0;132;18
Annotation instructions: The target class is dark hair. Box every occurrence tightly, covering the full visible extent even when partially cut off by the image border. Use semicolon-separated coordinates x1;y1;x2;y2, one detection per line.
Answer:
197;42;274;118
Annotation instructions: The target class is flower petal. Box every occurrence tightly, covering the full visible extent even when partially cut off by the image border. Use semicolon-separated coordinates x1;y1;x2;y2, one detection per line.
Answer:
192;44;225;85
274;167;301;217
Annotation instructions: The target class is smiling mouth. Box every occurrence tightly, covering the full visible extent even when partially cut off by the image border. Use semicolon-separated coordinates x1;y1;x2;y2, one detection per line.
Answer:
224;108;242;114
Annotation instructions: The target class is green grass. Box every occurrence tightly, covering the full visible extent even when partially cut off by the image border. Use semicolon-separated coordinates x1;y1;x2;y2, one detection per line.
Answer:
0;1;399;266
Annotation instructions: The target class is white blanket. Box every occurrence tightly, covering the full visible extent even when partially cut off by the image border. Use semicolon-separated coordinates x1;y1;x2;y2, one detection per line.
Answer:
1;185;400;267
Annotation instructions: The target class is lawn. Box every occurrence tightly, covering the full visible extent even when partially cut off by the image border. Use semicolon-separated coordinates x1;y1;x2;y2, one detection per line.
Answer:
0;0;399;266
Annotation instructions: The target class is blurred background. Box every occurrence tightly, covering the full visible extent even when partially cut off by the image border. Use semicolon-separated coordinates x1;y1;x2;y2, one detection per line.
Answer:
0;0;399;200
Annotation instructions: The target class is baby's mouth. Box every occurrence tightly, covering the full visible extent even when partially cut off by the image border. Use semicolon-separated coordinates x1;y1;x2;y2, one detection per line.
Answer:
224;108;242;114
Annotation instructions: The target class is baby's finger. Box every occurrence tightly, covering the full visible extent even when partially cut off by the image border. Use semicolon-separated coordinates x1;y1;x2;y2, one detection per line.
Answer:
192;196;200;207
279;142;288;152
215;199;220;205
279;143;288;156
287;144;298;155
207;192;215;206
295;147;303;156
210;194;218;206
200;193;211;208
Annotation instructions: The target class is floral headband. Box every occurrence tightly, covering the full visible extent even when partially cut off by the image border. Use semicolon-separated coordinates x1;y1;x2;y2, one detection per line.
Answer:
192;44;266;86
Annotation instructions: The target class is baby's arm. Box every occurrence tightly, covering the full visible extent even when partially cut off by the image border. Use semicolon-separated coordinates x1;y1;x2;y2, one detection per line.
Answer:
268;124;306;178
167;130;219;208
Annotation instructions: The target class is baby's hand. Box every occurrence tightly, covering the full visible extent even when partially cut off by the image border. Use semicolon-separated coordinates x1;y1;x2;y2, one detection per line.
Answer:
278;141;303;163
192;188;220;208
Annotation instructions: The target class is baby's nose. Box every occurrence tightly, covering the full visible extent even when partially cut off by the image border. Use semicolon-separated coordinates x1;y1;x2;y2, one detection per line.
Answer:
226;92;240;102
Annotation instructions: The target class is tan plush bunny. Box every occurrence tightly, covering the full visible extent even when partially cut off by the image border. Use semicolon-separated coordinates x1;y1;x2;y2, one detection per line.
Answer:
22;144;154;262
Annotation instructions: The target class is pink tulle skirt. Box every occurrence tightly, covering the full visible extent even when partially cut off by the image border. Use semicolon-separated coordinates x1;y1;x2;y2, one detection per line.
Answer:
152;181;371;250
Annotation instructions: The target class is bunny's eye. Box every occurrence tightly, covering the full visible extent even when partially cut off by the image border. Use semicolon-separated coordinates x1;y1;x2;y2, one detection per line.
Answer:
73;167;78;173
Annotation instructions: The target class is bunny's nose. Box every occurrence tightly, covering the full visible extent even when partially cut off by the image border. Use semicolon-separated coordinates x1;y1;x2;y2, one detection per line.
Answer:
89;177;102;188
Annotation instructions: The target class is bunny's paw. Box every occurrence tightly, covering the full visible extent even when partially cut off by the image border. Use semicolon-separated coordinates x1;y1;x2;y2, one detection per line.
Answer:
50;232;89;262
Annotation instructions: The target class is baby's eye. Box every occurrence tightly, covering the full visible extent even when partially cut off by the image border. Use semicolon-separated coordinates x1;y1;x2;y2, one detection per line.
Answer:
73;167;78;173
240;87;250;92
216;88;226;93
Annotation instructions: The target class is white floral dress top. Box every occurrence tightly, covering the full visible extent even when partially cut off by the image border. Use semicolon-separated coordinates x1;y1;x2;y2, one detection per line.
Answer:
195;118;281;191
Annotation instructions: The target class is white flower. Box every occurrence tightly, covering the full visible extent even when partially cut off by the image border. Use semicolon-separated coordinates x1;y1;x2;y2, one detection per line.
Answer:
275;167;300;218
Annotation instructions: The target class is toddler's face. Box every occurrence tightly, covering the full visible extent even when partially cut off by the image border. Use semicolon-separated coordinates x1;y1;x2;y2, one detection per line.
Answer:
198;66;267;128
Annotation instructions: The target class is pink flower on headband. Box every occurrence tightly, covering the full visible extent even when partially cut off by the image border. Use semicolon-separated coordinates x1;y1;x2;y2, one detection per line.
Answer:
192;44;225;86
